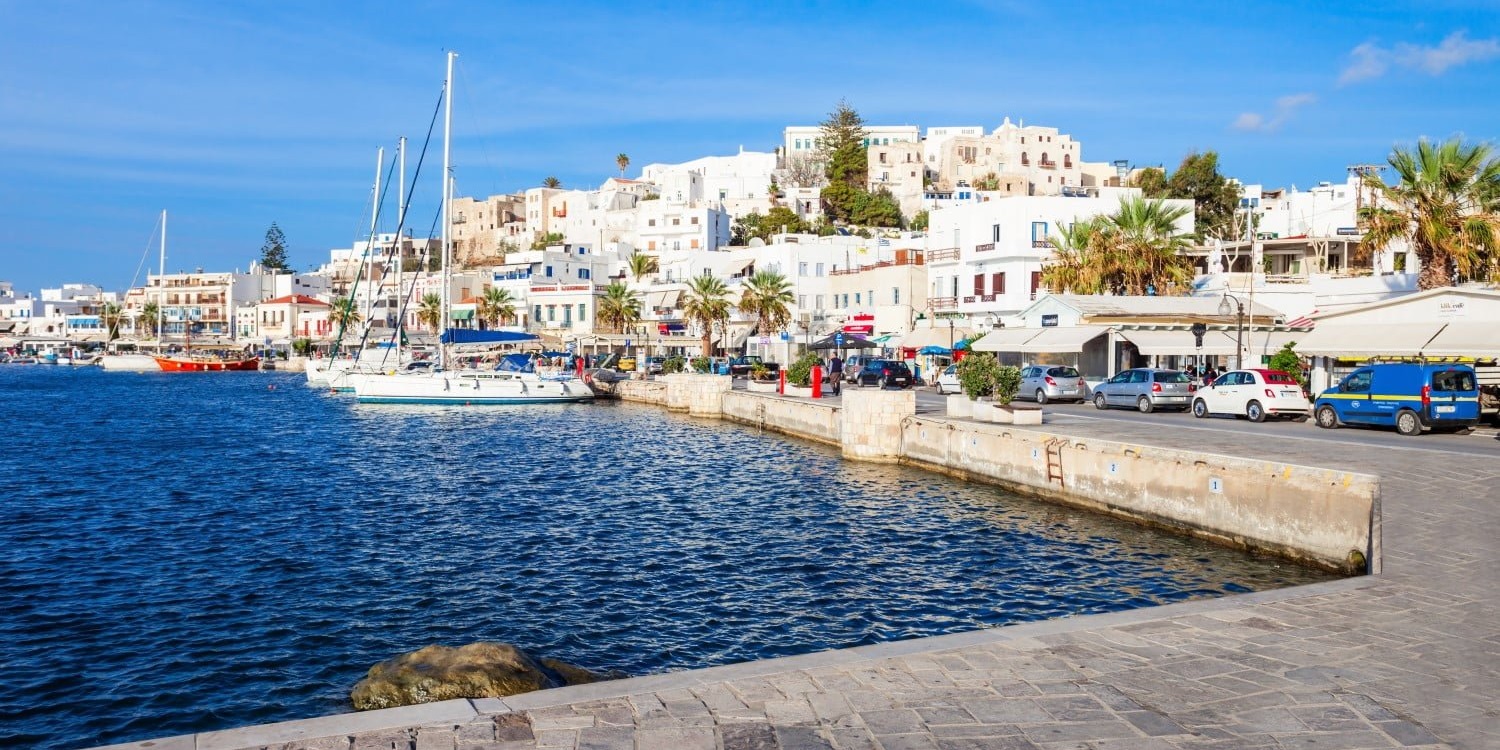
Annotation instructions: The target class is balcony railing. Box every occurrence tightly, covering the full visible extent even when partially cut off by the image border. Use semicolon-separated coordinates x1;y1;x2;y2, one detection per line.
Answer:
1031;240;1050;248
962;296;977;304
930;297;957;310
981;294;996;302
929;247;960;263
1039;160;1057;170
974;242;995;253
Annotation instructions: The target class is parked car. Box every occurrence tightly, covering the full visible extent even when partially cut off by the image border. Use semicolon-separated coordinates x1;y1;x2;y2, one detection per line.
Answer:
645;356;666;375
1193;369;1310;422
617;356;636;372
1314;362;1480;435
728;355;779;377
852;359;916;389
1093;368;1194;412
935;363;961;394
1020;365;1089;404
842;354;880;383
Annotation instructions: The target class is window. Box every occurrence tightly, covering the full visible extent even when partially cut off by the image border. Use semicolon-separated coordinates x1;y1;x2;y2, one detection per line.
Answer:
892;287;900;304
1433;370;1476;391
799;262;808;277
1030;222;1048;246
1128;370;1148;384
1030;271;1041;298
648;241;657;251
579;269;591;279
672;218;680;226
691;216;699;225
992;224;1002;242
815;263;824;276
690;238;700;249
992;272;1005;294
563;305;572;324
973;274;984;295
545;265;554;277
815;295;824;309
854;293;861;305
578;303;586;321
546;305;556;322
649;219;656;226
798;295;807;307
1343;370;1372;393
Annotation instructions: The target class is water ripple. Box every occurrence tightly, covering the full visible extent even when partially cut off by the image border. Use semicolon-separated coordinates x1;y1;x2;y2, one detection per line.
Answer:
0;367;1334;749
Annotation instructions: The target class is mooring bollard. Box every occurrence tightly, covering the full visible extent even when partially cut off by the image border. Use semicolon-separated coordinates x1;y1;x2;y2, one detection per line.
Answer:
778;369;786;395
811;366;823;399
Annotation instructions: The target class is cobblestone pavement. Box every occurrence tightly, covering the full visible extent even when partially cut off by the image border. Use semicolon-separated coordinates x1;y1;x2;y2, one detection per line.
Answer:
119;421;1500;750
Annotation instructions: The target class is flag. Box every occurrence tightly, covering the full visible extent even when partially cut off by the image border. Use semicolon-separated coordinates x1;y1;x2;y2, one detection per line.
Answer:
878;238;891;247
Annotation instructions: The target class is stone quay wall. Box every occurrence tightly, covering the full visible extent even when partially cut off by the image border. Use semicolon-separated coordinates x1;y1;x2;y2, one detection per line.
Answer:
618;379;1378;573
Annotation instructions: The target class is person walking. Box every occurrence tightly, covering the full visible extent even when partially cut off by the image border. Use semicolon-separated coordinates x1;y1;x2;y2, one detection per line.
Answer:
828;353;843;395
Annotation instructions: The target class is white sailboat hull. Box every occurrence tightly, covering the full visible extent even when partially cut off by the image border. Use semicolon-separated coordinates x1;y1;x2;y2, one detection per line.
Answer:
98;354;159;371
351;370;594;405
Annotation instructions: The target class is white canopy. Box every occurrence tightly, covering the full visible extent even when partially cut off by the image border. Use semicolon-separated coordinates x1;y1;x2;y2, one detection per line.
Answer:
1018;325;1111;354
1293;323;1443;357
1422;322;1500;359
969;327;1045;353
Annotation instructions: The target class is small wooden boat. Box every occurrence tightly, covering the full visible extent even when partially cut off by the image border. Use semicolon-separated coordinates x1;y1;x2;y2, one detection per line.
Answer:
153;355;260;372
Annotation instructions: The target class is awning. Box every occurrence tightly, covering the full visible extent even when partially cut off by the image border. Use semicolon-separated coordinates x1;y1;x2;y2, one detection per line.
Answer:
1117;328;1236;356
900;326;972;350
969;327;1042;353
648;290;682;309
1416;322;1500;359
450;309;475;321
1294;323;1442;357
725;323;756;348
1019;325;1111;354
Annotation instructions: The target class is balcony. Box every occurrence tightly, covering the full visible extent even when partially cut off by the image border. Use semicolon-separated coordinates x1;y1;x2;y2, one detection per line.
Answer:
930;297;957;310
974;242;995;253
1031;240;1050;248
1039;160;1057;170
962;296;977;304
981;294;996;302
929;247;960;263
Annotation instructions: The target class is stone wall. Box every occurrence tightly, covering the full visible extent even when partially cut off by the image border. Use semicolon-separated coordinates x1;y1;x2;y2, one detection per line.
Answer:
722;391;841;446
900;417;1378;573
839;389;912;463
614;379;667;405
663;374;731;416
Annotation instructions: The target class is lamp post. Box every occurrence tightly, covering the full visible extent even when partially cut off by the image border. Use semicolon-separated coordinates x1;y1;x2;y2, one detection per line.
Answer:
1218;293;1245;370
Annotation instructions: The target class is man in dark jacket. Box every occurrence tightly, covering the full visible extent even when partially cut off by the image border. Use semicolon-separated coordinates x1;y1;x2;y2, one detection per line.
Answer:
828;354;843;395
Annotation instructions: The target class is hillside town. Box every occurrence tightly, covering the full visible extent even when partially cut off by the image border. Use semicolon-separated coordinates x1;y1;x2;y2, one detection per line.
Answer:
3;115;1496;398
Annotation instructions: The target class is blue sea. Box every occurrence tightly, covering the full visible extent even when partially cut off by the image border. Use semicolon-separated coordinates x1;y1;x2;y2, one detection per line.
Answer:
0;366;1335;749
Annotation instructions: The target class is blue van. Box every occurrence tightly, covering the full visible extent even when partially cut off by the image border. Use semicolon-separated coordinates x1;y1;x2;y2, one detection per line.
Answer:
1314;363;1481;436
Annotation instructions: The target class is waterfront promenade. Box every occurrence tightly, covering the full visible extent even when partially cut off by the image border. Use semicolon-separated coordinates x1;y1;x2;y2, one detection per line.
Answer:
101;407;1498;750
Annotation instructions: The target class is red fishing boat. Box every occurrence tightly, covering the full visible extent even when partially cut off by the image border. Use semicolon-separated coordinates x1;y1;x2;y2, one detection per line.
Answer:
152;355;260;372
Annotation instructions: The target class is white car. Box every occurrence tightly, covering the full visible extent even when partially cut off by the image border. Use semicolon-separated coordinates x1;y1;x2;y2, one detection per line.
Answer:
934;363;961;394
1192;369;1312;422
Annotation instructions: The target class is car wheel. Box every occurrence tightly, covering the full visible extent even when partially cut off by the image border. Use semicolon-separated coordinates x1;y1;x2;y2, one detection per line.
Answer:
1192;399;1208;418
1315;405;1339;429
1246;400;1265;423
1292;414;1310;423
1395;409;1422;436
1136;396;1154;413
1094;392;1108;410
1035;388;1048;405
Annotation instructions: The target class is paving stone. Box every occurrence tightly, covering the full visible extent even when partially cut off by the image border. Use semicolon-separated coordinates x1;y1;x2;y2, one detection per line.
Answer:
773;725;835;750
573;725;632;750
719;722;777;750
963;698;1052;724
1375;720;1443;746
631;726;714;750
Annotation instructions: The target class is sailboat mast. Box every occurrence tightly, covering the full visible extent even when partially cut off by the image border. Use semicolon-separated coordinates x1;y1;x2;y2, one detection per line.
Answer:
159;210;167;350
439;50;456;369
397;136;406;332
367;146;383;329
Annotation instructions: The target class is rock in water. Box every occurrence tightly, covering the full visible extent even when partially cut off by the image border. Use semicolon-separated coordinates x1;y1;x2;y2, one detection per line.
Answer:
350;642;622;710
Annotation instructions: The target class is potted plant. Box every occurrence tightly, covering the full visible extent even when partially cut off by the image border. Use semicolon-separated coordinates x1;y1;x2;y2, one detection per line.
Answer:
954;352;1000;420
690;355;712;373
993;365;1042;424
662;356;686;374
746;362;779;393
784;351;823;397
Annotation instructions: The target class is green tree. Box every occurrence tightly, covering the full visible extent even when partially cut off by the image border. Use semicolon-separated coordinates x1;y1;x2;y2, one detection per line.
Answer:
737;270;794;339
850;188;903;227
541;176;561;189
615;153;630;177
1267;342;1307;388
596;281;641;334
417;293;443;333
1138;152;1238;240
1359;137;1500;289
957;352;1001;401
627;252;658;285
1039;197;1195;295
329;296;362;331
476;286;516;329
732;206;810;244
1131;167;1169;197
100;302;123;342
972;172;1001;191
139;301;160;338
910;210;929;232
681;272;730;358
818;100;869;222
530;231;565;250
260;222;290;271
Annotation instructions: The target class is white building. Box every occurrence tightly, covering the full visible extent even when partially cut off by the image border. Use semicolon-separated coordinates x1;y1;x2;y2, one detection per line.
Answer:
639;149;779;221
925;190;1194;325
783;124;921;161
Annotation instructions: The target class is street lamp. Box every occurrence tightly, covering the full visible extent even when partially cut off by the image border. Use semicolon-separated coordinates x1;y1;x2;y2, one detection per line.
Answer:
1218;293;1245;370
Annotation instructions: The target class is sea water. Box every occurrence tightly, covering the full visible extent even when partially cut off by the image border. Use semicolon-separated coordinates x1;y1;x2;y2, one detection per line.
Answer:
0;366;1335;749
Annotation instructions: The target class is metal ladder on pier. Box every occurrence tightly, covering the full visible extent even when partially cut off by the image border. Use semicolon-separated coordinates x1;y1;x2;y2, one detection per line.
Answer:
1044;438;1066;487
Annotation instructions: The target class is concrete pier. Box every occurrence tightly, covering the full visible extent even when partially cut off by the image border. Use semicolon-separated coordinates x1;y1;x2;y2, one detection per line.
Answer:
93;386;1497;750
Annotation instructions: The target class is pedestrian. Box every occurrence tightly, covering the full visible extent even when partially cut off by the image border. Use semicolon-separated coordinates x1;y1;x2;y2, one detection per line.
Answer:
1203;367;1218;385
828;353;843;395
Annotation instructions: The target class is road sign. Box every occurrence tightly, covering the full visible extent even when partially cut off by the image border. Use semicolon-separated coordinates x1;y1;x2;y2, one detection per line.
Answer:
624;339;631;348
566;342;576;353
834;332;845;347
759;336;771;345
780;331;789;341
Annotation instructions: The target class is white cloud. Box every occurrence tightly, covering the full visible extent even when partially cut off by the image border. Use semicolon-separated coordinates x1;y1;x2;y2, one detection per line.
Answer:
1339;31;1500;85
1231;93;1317;133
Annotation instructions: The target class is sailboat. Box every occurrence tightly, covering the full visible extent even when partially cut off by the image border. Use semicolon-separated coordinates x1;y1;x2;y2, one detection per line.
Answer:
351;52;592;406
101;210;180;372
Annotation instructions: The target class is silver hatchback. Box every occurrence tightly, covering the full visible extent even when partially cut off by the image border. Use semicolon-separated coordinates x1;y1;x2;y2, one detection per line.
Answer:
1093;368;1195;413
1019;365;1088;404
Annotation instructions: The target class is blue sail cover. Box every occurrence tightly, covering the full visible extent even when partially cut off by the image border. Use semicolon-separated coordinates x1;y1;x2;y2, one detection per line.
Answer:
496;353;536;373
440;329;539;345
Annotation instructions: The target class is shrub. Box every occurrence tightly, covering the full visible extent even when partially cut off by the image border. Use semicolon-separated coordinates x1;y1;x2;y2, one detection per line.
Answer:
956;352;1001;401
994;365;1022;405
292;338;312;356
1267;342;1306;388
690;356;711;373
749;363;769;380
786;351;823;387
662;356;686;374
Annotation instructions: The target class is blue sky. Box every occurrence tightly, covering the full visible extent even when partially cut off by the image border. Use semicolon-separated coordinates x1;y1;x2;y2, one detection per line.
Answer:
2;0;1497;293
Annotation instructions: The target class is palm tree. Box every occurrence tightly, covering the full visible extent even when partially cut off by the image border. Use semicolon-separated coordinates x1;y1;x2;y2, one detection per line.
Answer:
139;301;160;339
616;153;630;178
596;281;641;334
329;296;362;331
417;293;443;333
1105;196;1195;295
627;252;657;285
100;302;123;342
476;287;516;330
542;176;561;189
737;270;794;339
1359;137;1500;289
1041;217;1110;295
682;272;730;358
